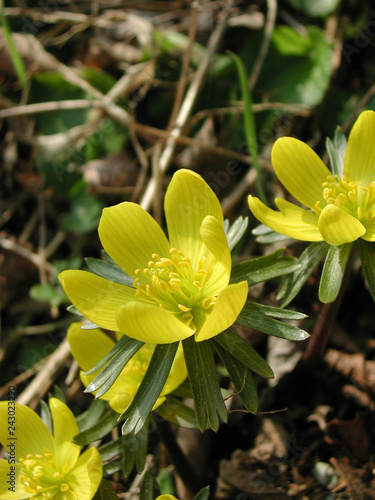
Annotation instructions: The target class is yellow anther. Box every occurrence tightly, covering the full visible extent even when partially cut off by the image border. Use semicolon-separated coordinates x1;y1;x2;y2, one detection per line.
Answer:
348;191;356;202
193;281;202;288
148;260;155;267
60;483;70;492
152;254;160;259
178;304;190;312
357;207;362;218
178;261;189;268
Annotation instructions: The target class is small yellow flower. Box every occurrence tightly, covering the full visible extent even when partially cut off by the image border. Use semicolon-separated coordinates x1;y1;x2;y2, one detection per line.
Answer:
0;398;102;499
248;110;375;246
59;170;248;343
67;323;188;413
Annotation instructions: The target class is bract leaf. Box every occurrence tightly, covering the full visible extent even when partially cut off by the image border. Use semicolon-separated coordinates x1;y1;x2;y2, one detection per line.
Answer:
155;397;199;429
121;343;179;435
230;248;300;286
326;125;347;178
85;338;144;397
93;479;120;499
214;342;258;413
356;239;375;303
225;216;249;251
214;329;273;378
85;257;134;286
182;336;227;432
319;243;353;303
237;303;310;342
121;420;149;477
73;409;119;446
278;241;329;307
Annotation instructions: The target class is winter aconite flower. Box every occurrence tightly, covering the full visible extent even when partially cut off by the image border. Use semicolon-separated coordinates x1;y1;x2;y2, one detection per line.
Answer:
0;398;102;499
248;110;375;246
59;170;248;343
67;322;188;413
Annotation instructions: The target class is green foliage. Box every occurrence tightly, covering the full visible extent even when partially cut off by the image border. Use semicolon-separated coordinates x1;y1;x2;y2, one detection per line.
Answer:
121;343;179;435
85;257;134;286
224;216;249;251
231;248;300;286
182;336;227;432
357;239;375;302
259;26;334;107
61;190;104;234
319;243;353;303
285;0;341;17
326;126;347;177
93;479;120;499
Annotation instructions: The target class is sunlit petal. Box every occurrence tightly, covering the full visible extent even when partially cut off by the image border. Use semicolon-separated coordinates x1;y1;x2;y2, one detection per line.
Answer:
116;302;194;344
50;398;80;469
272;137;330;209
318;204;366;245
248;196;323;241
99;202;170;278
165;169;223;269
344;110;375;187
65;447;102;500
195;281;248;342
59;270;135;331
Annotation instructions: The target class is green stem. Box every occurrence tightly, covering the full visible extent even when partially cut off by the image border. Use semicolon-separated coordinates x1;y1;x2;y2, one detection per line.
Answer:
155;417;205;496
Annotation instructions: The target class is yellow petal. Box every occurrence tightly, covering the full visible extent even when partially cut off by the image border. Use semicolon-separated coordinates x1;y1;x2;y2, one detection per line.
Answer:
248;196;323;241
194;281;248;342
318;204;366;245
272;137;330;209
344;110;375;187
165;169;223;269
156;496;179;500
0;402;54;459
362;218;375;241
65;447;102;500
116;302;194;344
59;270;135;331
98;202;170;278
67;323;115;373
49;398;80;470
200;215;231;295
108;392;134;414
0;461;27;499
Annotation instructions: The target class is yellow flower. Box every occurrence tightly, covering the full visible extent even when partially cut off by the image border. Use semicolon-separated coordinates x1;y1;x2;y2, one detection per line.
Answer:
59;169;248;343
0;398;102;500
248;110;375;246
67;323;188;413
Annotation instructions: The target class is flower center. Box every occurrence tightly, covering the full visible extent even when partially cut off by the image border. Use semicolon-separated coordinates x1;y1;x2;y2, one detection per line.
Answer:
133;248;216;329
314;174;375;221
19;448;75;499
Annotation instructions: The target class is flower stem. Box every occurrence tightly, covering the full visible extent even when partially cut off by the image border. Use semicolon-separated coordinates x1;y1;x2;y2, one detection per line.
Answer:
303;249;353;368
155;417;205;496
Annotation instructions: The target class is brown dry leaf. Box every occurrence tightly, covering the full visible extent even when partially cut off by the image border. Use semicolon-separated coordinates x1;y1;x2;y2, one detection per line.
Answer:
326;413;370;463
325;348;375;396
330;456;375;499
81;151;138;191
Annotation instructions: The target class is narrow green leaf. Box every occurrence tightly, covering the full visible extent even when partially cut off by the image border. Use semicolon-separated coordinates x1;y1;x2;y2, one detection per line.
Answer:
84;335;142;376
326;125;347;178
214;342;258;413
85;257;134;286
40;400;53;433
225;216;249;251
214;329;273;379
93;479;120;499
85;339;144;397
0;2;27;88
155;396;199;429
98;437;124;463
182;336;227;432
252;224;291;243
237;303;309;342
319;243;353;303
230;52;266;202
230;248;300;286
121;343;179;435
76;399;107;432
193;487;210;500
103;458;122;475
140;469;159;500
121;420;149;477
73;409;119;446
356;239;375;302
248;302;307;320
278;241;329;307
